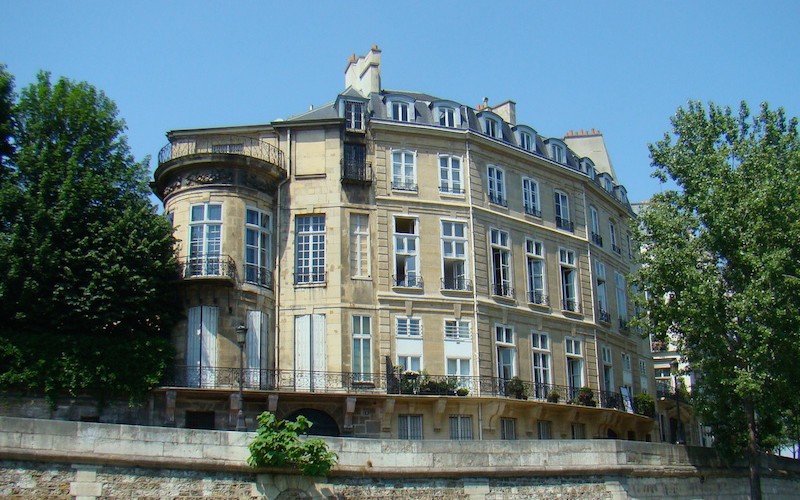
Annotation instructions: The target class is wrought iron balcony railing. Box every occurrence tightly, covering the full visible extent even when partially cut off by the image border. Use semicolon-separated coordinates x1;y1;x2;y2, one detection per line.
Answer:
556;216;574;232
488;192;508;207
597;308;611;323
439;185;465;195
180;255;236;281
612;244;622;255
562;299;581;313
165;365;644;416
294;271;327;286
393;274;423;288
341;160;373;183
441;277;472;291
158;134;284;169
527;291;548;306
492;283;515;299
244;266;273;290
392;180;418;192
524;204;542;218
591;232;603;246
619;318;630;332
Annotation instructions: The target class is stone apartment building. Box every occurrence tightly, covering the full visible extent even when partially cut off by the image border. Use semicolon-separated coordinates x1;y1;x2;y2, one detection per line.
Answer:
151;46;656;442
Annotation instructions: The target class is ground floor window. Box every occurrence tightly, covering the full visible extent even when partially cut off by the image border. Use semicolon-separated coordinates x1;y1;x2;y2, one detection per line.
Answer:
398;414;423;440
501;418;517;440
571;422;586;439
538;420;552;440
449;415;473;440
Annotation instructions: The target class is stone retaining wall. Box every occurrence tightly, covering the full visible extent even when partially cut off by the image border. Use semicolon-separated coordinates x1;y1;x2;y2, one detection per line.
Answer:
1;416;798;498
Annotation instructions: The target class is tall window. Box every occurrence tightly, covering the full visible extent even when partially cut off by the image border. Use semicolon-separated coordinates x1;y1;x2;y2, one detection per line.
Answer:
487;165;507;206
616;271;628;329
501;418;517;440
189;203;222;276
525;239;546;305
396;316;422;337
390;100;411;122
439;155;463;194
554;191;573;231
560;248;579;312
496;325;515;383
622;352;633;387
350;214;369;278
352;315;371;382
522;177;541;217
639;359;650;393
590;206;602;246
394;217;420;287
398;414;423;439
186;305;219;388
397;355;421;373
444;319;471;340
442;221;469;290
447;357;471;389
438;106;457;127
491;229;512;297
295;215;326;284
449;415;473;440
537;420;552;440
245;208;271;287
550;143;565;163
392;150;417;191
531;332;551;399
344;101;364;130
610;221;621;254
596;261;609;322
343;143;367;180
565;337;584;400
601;345;614;393
519;132;534;152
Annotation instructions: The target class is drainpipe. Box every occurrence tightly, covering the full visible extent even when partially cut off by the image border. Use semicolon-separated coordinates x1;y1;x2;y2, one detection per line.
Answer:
464;133;483;440
274;127;292;376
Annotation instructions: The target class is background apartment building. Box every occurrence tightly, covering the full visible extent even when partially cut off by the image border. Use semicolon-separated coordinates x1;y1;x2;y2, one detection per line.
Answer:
152;46;656;441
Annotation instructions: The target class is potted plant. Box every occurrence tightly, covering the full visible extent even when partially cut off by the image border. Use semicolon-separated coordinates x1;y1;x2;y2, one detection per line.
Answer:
633;392;655;417
506;376;527;399
576;387;597;407
456;387;469;397
546;389;560;403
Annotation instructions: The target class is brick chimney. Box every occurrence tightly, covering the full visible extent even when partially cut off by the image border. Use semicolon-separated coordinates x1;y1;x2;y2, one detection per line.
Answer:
345;45;382;96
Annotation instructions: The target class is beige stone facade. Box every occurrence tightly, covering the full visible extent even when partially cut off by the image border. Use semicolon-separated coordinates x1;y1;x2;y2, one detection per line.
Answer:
152;46;656;442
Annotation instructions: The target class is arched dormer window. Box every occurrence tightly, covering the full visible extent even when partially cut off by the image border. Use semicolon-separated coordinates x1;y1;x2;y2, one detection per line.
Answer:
545;139;567;164
385;95;416;122
431;100;462;128
580;157;595;176
513;125;537;153
477;110;503;140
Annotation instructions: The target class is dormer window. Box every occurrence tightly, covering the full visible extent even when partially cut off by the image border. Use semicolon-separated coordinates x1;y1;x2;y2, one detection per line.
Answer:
345;101;365;131
550;143;565;163
514;126;537;153
483;117;501;138
386;96;415;122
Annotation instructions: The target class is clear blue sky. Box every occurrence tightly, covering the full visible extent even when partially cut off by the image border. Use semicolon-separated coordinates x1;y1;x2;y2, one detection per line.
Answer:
3;0;798;203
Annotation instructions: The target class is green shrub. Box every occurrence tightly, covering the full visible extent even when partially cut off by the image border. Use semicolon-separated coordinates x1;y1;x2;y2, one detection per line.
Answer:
634;392;655;417
247;411;337;477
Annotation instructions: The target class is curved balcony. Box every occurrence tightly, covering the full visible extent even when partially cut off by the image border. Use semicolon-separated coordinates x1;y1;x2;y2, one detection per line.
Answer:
158;134;284;169
179;255;236;283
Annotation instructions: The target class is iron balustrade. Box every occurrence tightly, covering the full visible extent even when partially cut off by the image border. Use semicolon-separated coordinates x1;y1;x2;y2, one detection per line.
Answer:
164;366;637;414
527;291;548;306
158;134;284;168
392;180;418;192
441;277;472;291
524;204;542;217
439;185;465;195
488;192;508;207
294;271;327;286
656;381;689;403
244;266;273;289
619;318;630;331
562;299;581;313
597;308;611;323
393;274;423;288
591;232;604;246
556;216;574;232
492;283;515;299
612;244;622;255
180;255;236;280
341;160;373;183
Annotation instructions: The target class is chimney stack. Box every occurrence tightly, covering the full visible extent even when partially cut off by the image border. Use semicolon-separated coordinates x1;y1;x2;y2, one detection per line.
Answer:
344;45;382;96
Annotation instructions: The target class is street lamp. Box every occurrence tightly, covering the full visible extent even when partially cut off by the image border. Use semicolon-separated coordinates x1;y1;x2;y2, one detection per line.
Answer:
671;359;685;444
235;323;248;431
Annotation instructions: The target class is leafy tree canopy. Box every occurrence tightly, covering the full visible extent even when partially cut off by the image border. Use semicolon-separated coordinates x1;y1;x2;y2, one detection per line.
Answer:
0;70;180;407
633;101;800;498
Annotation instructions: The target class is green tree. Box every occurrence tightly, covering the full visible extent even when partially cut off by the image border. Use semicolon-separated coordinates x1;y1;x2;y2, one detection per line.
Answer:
0;71;180;407
633;101;800;499
0;64;14;172
248;411;337;477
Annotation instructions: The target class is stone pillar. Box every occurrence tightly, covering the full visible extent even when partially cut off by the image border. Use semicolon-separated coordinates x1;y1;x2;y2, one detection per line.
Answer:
70;464;102;500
